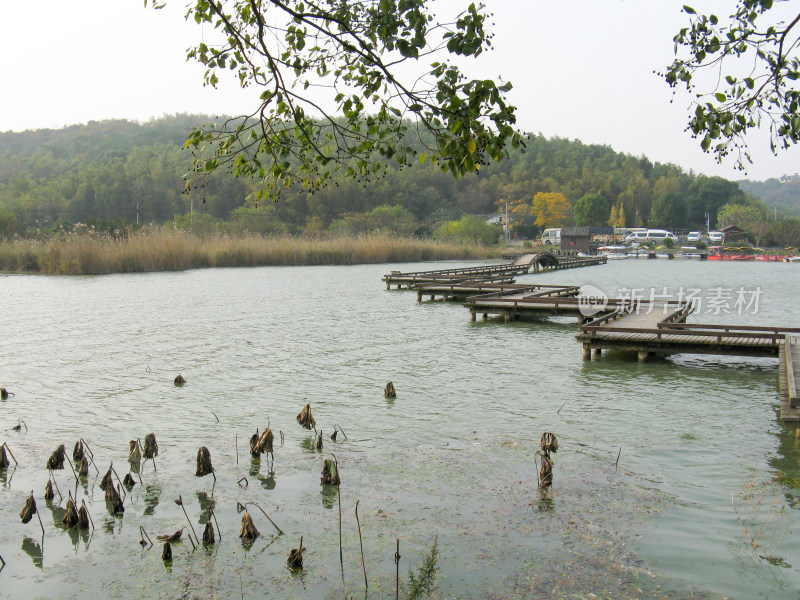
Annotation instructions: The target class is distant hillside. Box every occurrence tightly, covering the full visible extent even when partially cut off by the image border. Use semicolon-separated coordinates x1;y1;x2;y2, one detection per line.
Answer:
0;114;753;234
737;177;800;217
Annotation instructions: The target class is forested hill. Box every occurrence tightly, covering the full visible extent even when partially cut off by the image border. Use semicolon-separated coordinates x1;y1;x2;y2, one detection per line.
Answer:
0;114;753;234
737;178;800;217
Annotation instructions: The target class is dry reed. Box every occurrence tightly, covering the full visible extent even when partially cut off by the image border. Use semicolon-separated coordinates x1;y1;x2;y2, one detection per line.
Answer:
0;229;494;275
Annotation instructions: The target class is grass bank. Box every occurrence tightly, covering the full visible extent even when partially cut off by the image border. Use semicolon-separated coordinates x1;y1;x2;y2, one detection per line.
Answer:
0;229;497;275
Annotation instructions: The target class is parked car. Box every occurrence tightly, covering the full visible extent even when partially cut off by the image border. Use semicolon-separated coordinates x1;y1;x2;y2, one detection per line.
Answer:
624;229;678;244
687;231;702;243
540;228;561;245
708;231;724;243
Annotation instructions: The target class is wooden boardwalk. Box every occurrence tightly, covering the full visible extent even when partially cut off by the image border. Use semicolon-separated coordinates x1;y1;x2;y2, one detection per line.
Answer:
416;283;579;302
382;253;606;289
577;302;800;422
779;337;800;422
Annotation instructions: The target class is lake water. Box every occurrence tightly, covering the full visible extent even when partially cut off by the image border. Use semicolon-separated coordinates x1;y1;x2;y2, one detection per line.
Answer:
0;259;799;599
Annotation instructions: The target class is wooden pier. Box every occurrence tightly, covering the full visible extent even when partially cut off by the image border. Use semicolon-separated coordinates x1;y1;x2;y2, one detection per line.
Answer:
779;337;800;421
416;283;579;302
382;252;606;289
577;302;800;422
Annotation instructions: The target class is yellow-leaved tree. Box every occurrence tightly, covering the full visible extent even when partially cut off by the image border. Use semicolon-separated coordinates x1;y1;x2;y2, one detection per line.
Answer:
532;193;570;228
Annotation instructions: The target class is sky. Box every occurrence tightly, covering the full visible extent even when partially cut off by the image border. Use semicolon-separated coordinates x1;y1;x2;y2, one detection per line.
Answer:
2;0;798;182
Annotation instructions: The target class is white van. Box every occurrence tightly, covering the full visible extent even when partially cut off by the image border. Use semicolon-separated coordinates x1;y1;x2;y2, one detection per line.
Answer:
540;228;561;245
624;229;678;244
708;231;724;243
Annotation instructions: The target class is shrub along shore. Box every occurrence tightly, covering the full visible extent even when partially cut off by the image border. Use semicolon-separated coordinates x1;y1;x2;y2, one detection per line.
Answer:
0;228;497;275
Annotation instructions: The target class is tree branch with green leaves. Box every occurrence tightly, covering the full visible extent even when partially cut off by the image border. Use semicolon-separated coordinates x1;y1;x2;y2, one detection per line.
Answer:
147;0;522;199
662;1;800;171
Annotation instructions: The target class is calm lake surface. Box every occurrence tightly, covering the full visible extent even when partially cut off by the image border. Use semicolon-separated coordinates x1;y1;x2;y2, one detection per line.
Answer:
1;259;799;599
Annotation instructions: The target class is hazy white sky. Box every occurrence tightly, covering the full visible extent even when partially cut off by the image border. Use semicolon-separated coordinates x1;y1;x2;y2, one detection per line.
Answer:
2;0;798;182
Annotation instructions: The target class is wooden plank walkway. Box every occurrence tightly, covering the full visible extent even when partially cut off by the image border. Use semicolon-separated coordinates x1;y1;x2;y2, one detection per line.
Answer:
779;336;800;422
577;303;800;422
382;253;606;289
414;283;580;302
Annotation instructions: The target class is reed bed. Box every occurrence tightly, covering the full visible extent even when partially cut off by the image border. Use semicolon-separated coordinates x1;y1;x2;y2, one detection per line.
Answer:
0;229;495;275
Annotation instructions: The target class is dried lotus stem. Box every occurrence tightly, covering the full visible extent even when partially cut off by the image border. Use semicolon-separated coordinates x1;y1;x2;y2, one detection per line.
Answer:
128;440;141;464
156;529;184;543
73;440;84;462
143;433;158;458
238;512;259;542
203;521;215;545
539;453;554;488
78;500;93;530
162;540;172;561
296;404;316;431
321;458;340;486
176;495;199;549
1;443;18;465
44;480;55;502
62;494;79;528
139;525;153;548
196;447;215;479
20;492;45;536
331;424;347;441
287;536;306;569
46;444;66;470
540;432;559;454
245;502;283;535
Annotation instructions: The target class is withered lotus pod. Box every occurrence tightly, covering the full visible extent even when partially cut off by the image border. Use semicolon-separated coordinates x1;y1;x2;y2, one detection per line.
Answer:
196;446;214;477
330;430;338;442
203;521;215;545
287;537;306;569
143;433;158;460
0;388;8;400
99;468;113;491
128;440;141;464
0;446;9;469
46;444;66;470
296;404;316;430
541;432;559;454
249;431;260;456
77;504;90;529
384;381;396;398
62;498;79;527
73;440;84;462
174;374;186;386
78;458;89;478
321;459;340;486
540;453;554;488
316;432;323;450
238;512;259;541
19;493;37;524
44;480;54;501
123;473;136;489
162;541;172;561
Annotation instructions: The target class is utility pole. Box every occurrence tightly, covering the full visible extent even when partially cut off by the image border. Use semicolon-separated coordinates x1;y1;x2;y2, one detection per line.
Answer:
136;202;139;226
504;200;509;243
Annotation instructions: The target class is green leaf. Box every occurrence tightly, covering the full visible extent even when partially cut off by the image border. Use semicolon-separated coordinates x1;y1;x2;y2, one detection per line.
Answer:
683;5;695;14
714;92;727;102
466;139;476;154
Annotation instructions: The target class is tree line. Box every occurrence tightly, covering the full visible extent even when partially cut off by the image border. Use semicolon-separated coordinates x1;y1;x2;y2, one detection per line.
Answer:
0;114;797;244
